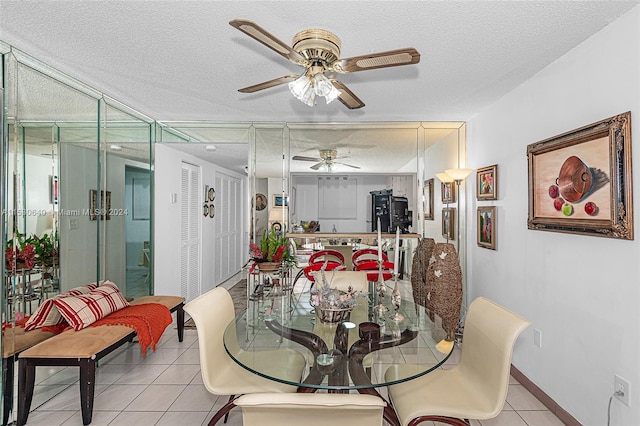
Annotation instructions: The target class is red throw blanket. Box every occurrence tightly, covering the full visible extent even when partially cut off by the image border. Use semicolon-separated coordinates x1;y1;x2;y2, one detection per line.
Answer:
91;303;173;355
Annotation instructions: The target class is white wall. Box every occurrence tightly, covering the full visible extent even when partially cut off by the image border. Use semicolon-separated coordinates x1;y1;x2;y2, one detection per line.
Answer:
466;7;640;425
423;133;460;242
154;144;246;297
291;174;388;232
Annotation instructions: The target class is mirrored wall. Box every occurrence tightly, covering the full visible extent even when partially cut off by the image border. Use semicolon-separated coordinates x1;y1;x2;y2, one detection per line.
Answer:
1;43;154;372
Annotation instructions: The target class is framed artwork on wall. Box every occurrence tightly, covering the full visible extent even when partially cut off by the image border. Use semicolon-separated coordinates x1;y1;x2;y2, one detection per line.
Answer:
423;178;434;220
253;193;267;211
477;206;496;250
441;182;456;203
527;111;633;240
442;207;455;240
49;175;58;205
476;164;497;200
273;194;289;207
89;190;111;221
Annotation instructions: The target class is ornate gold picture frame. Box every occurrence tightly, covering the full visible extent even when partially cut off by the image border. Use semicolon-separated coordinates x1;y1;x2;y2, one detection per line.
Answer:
527;111;633;240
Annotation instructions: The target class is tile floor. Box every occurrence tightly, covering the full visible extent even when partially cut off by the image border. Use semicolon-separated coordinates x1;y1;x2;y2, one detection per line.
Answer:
9;274;565;426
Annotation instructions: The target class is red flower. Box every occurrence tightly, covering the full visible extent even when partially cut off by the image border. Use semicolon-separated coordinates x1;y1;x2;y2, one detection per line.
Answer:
249;243;264;260
272;245;285;263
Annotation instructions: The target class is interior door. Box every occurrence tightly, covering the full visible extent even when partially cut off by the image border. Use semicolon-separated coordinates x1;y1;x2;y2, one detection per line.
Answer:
214;171;243;284
180;162;201;301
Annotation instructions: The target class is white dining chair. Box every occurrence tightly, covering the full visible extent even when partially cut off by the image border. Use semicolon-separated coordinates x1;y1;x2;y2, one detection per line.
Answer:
183;287;306;425
235;392;386;426
385;297;530;426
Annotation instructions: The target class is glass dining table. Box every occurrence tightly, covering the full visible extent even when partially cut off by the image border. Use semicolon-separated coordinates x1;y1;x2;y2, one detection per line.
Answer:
223;284;454;426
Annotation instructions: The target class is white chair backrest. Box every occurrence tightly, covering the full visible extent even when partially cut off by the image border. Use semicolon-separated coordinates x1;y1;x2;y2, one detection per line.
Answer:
183;287;237;393
324;245;354;270
235;392;386;426
312;270;368;293
458;297;530;413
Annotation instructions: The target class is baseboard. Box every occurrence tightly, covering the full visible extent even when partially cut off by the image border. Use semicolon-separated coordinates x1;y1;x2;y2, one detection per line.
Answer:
511;365;582;426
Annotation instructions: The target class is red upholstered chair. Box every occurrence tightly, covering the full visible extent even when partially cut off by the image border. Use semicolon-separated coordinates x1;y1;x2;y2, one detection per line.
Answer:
301;250;347;290
303;262;346;289
308;249;345;268
355;260;394;281
352;248;389;268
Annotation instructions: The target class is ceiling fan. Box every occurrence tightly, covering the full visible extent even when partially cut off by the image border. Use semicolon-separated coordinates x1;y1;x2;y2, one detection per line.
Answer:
292;149;360;171
229;19;420;109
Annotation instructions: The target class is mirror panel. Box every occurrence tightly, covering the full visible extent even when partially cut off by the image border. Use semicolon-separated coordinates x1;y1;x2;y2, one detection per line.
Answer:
1;45;156;423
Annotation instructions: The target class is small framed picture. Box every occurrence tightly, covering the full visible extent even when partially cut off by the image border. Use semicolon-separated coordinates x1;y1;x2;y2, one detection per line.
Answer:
273;194;289;207
476;164;498;200
254;193;267;211
423;178;434;220
49;175;58;205
442;207;455;240
441;182;456;203
477;206;496;250
89;189;111;221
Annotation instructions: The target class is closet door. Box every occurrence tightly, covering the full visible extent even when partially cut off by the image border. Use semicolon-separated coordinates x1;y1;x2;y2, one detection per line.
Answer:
180;162;201;301
214;172;243;284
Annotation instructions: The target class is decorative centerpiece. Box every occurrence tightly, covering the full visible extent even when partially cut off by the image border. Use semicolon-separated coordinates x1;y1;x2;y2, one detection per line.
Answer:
309;263;357;324
246;228;297;274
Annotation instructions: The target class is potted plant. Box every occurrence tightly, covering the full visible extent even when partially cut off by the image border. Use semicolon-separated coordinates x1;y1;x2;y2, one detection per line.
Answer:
246;228;297;273
27;232;59;278
5;233;37;271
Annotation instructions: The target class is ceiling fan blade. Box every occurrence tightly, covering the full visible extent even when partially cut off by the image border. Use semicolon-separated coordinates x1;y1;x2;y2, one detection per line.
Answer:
331;80;365;109
310;162;325;170
238;75;299;93
229;19;306;65
333;48;420;73
334;161;361;169
292;155;322;162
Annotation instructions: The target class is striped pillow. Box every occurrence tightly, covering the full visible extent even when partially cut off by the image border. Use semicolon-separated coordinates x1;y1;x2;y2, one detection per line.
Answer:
24;283;98;331
53;282;129;331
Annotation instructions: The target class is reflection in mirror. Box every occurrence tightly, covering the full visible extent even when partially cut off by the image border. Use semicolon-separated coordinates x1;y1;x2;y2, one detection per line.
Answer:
1;45;156;424
248;122;466;296
101;99;153;298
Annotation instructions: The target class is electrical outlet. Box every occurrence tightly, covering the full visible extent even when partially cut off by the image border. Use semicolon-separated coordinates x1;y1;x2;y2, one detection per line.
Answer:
533;328;542;348
614;374;630;406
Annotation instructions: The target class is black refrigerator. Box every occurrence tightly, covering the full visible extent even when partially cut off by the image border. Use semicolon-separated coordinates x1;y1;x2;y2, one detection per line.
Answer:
370;190;411;233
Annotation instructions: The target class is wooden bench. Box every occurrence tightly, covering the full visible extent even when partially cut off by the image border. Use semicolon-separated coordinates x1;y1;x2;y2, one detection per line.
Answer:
16;295;185;426
2;327;56;426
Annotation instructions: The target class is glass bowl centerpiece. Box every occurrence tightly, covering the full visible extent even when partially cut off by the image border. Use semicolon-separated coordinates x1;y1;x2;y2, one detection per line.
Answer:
246;228;297;273
309;263;357;324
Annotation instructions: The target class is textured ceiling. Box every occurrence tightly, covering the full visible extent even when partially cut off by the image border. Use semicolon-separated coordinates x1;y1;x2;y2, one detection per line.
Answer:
1;0;637;124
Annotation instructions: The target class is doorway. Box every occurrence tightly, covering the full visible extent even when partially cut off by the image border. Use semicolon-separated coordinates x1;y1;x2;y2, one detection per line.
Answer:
125;166;152;298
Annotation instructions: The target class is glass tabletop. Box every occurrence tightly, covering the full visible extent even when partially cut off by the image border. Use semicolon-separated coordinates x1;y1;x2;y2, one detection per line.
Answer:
223;286;454;391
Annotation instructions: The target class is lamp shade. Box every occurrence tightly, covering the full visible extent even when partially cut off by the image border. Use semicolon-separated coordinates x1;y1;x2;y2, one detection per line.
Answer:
445;168;473;181
435;172;454;183
268;208;287;222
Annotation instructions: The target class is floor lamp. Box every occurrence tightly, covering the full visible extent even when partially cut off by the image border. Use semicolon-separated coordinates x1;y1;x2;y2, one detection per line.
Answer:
436;168;473;349
446;168;473;248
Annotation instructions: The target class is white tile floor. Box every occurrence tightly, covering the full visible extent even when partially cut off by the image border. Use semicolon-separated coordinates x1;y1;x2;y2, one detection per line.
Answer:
9;275;565;426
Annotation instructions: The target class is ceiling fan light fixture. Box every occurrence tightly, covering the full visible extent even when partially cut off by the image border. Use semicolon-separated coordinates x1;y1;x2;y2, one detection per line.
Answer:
324;83;341;104
289;71;340;106
288;73;315;106
313;73;333;97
